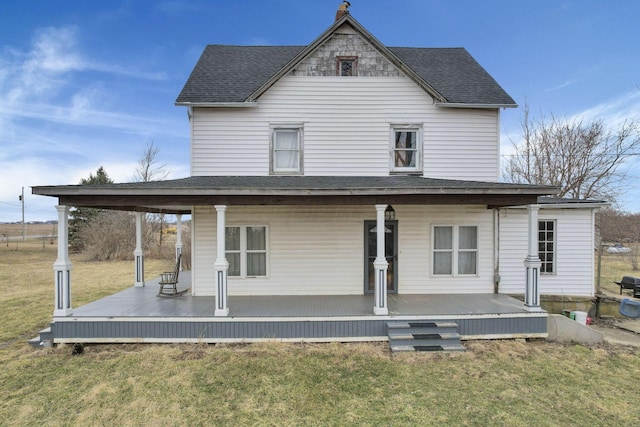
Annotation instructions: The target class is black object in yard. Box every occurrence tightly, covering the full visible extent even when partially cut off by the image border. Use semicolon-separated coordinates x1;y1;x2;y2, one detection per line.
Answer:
613;276;640;295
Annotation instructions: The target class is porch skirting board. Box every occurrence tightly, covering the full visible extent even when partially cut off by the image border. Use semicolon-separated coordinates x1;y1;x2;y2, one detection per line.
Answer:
50;314;547;344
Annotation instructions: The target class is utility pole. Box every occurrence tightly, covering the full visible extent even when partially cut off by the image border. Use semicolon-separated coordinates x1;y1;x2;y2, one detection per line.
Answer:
19;187;25;241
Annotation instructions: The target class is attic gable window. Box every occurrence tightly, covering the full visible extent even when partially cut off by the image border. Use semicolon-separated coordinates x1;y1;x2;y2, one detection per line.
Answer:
337;56;357;76
271;125;303;175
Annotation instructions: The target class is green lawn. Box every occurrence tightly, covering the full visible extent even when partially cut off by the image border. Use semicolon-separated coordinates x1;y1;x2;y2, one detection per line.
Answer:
1;241;640;426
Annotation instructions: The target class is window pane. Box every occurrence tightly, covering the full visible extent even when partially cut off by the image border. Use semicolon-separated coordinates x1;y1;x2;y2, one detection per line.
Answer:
434;227;452;250
247;227;266;250
394;131;417;168
227;253;240;276
274;130;298;149
225;227;240;251
274;129;299;170
459;226;477;250
458;252;477;275
247;253;266;276
340;60;353;76
434;252;452;275
395;131;417;149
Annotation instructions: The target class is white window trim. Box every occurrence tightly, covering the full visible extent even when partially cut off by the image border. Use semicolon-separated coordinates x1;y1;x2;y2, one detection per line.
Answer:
390;124;423;174
226;225;269;278
270;124;303;175
432;224;479;277
539;219;556;275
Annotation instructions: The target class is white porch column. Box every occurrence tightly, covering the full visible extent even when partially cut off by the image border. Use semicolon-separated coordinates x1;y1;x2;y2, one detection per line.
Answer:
373;204;389;315
53;205;72;316
175;214;183;271
134;212;145;287
214;205;229;316
524;204;542;311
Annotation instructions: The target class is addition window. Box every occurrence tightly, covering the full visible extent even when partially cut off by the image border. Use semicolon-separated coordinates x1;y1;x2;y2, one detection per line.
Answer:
271;126;303;174
337;56;357;76
390;125;422;173
539;220;556;274
226;226;267;277
433;225;478;275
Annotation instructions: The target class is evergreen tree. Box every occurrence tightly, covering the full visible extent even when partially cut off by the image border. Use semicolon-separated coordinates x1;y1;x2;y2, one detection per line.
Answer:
69;166;114;251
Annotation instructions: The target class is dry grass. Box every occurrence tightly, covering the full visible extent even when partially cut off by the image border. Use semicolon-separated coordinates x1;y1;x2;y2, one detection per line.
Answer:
1;240;640;426
598;247;640;294
0;240;169;343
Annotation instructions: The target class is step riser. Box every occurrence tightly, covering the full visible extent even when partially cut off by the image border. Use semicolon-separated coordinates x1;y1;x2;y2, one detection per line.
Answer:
388;332;461;340
387;321;465;353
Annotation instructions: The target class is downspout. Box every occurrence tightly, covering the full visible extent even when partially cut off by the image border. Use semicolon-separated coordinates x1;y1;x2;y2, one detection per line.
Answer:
493;208;501;294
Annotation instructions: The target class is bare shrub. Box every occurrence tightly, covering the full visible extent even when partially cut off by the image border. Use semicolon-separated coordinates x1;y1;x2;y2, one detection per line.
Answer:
78;211;136;261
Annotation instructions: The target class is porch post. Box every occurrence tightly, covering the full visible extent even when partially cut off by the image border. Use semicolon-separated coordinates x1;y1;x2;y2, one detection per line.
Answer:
373;204;389;315
524;204;542;311
175;214;183;271
134;212;145;287
53;205;72;316
214;205;229;316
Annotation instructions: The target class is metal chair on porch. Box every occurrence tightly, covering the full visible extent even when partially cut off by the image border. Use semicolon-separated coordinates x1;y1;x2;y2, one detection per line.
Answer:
158;254;184;297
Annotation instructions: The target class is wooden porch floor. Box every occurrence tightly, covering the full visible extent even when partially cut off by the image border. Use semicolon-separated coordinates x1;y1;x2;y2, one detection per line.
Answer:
66;272;535;319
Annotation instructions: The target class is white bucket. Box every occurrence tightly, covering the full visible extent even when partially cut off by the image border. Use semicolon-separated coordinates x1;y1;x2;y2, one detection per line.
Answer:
573;311;588;325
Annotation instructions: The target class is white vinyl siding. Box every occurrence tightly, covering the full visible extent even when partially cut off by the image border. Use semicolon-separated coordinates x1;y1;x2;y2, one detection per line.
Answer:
190;76;499;180
498;208;596;297
191;205;495;296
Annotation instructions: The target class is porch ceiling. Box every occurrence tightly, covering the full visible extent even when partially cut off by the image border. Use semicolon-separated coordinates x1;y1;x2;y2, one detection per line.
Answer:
32;175;557;213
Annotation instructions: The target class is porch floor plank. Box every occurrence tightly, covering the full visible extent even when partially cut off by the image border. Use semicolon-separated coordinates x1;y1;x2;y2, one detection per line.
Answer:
65;272;535;318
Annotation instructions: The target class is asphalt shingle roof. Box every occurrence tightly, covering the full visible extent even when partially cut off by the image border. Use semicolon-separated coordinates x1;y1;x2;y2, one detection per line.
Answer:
176;45;305;104
175;45;515;106
34;175;553;195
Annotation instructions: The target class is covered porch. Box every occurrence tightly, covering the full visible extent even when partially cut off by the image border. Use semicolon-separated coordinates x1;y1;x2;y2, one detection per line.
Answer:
42;273;547;344
32;175;554;345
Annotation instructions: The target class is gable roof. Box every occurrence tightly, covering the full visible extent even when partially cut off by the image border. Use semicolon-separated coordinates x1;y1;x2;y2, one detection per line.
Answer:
176;14;516;108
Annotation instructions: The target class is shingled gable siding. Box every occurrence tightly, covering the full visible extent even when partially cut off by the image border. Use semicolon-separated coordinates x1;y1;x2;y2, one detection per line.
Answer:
293;30;403;77
498;208;596;297
191;75;500;180
191;205;497;297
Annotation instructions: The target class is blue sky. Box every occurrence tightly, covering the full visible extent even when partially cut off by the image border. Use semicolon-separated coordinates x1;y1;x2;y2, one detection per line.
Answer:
1;0;639;222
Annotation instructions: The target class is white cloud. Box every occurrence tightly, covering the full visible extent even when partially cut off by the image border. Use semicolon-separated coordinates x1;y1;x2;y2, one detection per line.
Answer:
569;90;640;127
0;25;189;222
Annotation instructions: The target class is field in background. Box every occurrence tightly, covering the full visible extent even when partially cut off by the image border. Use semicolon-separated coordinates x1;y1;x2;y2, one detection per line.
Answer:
1;240;640;425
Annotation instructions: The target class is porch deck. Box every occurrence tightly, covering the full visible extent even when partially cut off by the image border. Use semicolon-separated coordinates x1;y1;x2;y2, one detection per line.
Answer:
48;273;548;344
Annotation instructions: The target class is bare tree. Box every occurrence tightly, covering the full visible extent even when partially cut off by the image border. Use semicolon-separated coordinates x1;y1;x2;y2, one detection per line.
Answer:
134;141;169;182
504;105;640;206
134;141;170;252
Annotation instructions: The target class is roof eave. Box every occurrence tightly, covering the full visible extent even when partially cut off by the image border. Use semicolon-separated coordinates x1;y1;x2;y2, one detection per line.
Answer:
435;102;518;109
174;101;259;108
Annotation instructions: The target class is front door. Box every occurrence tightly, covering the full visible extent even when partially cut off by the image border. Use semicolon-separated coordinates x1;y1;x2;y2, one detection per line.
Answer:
364;220;398;294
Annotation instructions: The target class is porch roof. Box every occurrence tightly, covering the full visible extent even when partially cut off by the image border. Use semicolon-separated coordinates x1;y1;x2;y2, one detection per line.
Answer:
32;175;556;213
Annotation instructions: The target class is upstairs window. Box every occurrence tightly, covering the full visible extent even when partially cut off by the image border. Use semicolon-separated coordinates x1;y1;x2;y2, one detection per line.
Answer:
390;125;422;173
337;56;357;76
271;126;303;174
539;220;556;274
